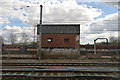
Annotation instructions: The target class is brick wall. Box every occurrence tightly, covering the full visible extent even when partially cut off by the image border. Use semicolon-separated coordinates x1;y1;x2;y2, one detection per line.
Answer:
41;34;80;48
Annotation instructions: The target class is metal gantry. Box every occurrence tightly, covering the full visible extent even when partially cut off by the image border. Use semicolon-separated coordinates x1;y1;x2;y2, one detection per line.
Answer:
94;38;108;54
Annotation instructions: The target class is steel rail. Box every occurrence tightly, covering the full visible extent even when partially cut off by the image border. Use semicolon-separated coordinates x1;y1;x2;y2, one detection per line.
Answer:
1;74;120;79
2;62;119;67
2;68;119;79
2;68;120;72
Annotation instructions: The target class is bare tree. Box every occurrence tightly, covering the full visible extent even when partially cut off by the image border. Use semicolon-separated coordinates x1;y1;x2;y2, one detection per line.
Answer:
109;36;120;46
9;33;17;44
0;36;4;53
110;36;116;42
0;36;4;44
21;33;29;45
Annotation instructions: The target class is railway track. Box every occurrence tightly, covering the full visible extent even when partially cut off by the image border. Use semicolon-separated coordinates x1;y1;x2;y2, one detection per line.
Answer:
2;62;119;80
2;62;119;67
2;56;36;59
1;68;120;80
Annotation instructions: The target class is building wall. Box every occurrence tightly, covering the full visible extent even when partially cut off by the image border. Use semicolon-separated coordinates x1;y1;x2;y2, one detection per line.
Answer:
41;34;80;48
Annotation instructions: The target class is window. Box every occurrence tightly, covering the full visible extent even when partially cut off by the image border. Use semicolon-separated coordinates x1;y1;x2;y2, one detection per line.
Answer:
64;38;69;42
47;38;52;42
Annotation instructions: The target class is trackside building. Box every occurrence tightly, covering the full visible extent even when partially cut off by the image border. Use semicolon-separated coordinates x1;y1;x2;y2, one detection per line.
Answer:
37;24;80;49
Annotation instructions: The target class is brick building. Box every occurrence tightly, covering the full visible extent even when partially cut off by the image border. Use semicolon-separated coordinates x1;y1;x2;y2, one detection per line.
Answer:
37;24;80;49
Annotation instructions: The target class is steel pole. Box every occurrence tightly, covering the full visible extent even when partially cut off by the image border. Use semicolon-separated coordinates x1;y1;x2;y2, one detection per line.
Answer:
37;5;42;59
94;40;96;54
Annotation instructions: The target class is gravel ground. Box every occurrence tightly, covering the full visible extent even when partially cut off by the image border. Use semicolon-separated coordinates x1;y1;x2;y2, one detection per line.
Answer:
2;54;116;63
2;58;115;63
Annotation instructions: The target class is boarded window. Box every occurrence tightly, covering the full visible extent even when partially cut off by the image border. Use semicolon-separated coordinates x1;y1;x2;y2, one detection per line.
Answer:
64;38;69;42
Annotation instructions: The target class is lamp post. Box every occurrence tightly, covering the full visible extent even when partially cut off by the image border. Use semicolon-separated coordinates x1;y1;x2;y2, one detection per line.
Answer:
37;5;43;59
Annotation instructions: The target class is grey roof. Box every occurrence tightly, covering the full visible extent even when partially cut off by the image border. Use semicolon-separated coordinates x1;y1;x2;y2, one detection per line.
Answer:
37;24;80;34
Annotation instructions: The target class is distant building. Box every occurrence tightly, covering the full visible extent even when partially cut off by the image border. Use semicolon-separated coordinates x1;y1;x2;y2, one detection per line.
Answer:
37;24;80;49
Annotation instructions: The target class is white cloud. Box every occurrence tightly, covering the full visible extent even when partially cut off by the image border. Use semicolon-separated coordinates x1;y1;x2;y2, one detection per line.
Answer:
0;0;102;26
80;13;118;44
0;0;29;25
78;0;119;8
1;0;20;2
0;0;119;44
79;0;120;2
85;13;118;34
41;5;102;24
0;17;10;24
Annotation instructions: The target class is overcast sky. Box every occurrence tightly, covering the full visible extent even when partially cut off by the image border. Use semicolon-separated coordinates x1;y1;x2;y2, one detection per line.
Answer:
0;0;119;44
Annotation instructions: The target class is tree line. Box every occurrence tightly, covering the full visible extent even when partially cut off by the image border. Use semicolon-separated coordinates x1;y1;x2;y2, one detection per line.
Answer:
0;33;119;46
0;32;29;45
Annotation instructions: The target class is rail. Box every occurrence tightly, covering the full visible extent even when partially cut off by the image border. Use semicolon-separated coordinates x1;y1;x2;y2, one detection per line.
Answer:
2;62;119;67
